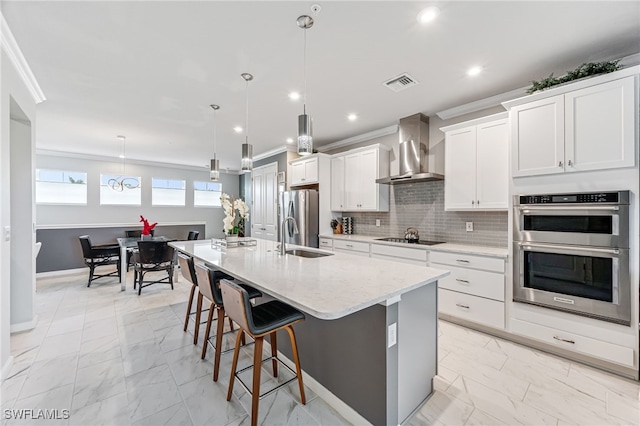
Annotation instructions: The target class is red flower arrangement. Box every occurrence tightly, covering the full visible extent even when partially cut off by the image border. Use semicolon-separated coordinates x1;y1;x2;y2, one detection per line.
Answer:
139;215;157;236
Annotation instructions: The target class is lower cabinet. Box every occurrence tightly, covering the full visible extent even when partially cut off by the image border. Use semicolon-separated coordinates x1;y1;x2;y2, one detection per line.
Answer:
430;250;506;330
333;239;370;257
370;243;427;266
319;237;333;250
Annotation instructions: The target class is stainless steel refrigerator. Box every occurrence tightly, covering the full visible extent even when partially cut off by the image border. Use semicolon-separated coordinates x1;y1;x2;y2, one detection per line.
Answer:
279;190;319;248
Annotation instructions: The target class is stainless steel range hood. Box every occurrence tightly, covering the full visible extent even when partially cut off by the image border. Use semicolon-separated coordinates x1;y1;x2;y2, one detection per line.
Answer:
376;113;444;185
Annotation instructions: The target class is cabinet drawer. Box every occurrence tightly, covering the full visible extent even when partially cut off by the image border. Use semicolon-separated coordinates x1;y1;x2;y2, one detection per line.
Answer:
511;318;634;367
333;239;370;254
438;288;505;329
430;251;504;273
370;244;427;262
319;238;333;249
434;264;504;301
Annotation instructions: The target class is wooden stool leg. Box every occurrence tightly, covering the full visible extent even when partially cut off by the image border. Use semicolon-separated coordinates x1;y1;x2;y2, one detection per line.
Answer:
201;302;215;359
184;284;196;332
194;292;203;344
270;331;278;377
285;326;306;405
251;336;264;426
213;306;225;381
226;329;245;400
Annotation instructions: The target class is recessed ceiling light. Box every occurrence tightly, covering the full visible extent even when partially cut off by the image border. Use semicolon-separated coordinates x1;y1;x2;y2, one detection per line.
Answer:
467;66;483;77
286;138;294;143
347;114;357;121
233;126;243;133
289;92;301;100
417;6;440;24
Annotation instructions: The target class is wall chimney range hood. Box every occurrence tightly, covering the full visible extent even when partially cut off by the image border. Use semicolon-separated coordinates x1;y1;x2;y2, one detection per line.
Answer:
376;113;444;185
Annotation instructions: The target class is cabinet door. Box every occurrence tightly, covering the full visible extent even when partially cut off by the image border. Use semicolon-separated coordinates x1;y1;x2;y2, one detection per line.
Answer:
444;126;477;210
251;168;265;236
304;158;319;183
565;77;635;172
344;153;361;210
476;119;508;210
358;149;378;210
330;156;345;211
511;95;565;177
262;163;279;240
290;161;306;186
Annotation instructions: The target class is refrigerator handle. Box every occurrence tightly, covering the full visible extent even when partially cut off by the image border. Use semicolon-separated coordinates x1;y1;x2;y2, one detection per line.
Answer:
288;201;295;237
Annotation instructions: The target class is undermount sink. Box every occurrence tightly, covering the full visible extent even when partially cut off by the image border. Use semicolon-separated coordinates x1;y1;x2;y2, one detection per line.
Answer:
286;249;333;258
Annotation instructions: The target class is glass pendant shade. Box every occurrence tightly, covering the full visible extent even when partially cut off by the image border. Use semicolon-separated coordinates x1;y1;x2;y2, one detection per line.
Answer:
297;113;313;155
241;142;253;172
210;157;220;181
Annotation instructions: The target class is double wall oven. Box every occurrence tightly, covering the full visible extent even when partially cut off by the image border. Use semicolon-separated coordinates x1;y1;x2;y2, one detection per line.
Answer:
514;191;631;325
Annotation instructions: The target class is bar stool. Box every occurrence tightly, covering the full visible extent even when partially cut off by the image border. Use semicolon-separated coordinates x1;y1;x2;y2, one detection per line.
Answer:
193;264;262;381
178;253;202;342
220;279;306;426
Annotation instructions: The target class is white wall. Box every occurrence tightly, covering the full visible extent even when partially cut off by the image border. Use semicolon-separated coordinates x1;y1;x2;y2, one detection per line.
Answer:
1;49;38;379
36;154;240;239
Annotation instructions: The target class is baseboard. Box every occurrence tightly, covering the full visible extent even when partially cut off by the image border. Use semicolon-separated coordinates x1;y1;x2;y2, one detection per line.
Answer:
10;315;38;334
1;356;14;381
36;268;86;278
260;340;371;426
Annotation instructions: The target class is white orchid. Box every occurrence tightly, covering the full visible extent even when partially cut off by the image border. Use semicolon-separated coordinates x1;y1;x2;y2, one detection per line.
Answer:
220;193;249;235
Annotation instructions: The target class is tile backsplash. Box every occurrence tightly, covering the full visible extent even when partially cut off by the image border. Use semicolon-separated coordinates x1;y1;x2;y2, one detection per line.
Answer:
344;181;508;247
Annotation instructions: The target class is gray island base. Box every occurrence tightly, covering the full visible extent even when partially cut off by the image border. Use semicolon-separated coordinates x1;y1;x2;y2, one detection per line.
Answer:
170;239;447;425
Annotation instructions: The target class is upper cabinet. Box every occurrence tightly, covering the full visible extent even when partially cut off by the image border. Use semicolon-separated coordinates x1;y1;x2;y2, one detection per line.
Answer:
442;113;509;211
290;156;319;186
331;144;390;212
504;70;637;177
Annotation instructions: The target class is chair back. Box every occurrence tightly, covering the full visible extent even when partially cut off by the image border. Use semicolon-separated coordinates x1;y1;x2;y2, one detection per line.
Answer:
78;235;93;258
187;231;199;240
220;279;251;331
126;229;155;238
177;253;197;285
137;241;173;265
194;264;215;303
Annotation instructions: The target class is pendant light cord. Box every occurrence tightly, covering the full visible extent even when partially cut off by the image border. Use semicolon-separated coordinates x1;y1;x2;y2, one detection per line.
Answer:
303;27;307;114
213;109;217;157
245;79;249;144
121;137;126;175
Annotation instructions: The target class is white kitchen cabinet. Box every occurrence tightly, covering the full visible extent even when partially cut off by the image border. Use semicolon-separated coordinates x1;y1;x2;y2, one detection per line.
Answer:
442;113;508;211
330;156;345;211
333;239;370;257
290;156;318;186
319;237;333;250
506;74;636;177
430;250;506;330
335;145;389;212
370;243;427;266
251;162;278;241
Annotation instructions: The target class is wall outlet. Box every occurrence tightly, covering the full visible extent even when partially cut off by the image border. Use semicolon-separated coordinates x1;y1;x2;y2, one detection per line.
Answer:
376;219;381;227
388;322;397;348
4;226;10;241
466;222;473;232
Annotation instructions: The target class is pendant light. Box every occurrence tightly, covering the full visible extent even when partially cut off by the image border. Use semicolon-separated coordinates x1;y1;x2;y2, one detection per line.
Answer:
209;104;220;181
297;14;314;156
108;135;140;191
240;73;253;173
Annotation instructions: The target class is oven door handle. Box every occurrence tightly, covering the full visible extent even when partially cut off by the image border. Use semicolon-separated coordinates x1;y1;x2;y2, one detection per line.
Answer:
518;206;620;212
517;241;620;256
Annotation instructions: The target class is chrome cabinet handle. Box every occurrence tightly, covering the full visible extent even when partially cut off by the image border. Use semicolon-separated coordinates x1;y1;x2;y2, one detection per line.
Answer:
553;336;575;344
477;200;480;205
471;200;475;205
346;244;353;248
558;161;563;167
455;278;470;284
455;303;470;309
568;160;573;167
455;259;470;263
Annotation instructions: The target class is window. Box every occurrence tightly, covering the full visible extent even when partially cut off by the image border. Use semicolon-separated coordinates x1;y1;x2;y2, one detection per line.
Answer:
194;181;222;207
36;169;87;205
100;174;141;205
152;178;186;206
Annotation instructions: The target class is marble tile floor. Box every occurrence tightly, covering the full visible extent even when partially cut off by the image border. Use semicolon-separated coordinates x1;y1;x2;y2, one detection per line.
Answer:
2;270;639;425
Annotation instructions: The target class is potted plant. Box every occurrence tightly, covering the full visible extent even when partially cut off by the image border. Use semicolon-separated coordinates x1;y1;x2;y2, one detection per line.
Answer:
221;193;250;240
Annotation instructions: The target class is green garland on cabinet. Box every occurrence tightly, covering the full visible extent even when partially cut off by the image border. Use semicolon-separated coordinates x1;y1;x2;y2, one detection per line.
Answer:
527;60;621;94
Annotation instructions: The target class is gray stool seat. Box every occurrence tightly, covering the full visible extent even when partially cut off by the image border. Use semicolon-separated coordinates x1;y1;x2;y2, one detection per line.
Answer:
250;301;305;335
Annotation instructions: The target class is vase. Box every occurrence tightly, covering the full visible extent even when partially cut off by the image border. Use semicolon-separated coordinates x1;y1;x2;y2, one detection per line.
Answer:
226;234;239;243
141;234;151;240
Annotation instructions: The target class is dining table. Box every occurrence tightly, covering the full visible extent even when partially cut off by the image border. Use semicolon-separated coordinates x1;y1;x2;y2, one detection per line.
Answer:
116;236;172;291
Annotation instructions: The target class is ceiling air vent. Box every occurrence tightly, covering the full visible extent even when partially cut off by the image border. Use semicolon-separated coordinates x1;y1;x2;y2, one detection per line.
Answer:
383;73;419;92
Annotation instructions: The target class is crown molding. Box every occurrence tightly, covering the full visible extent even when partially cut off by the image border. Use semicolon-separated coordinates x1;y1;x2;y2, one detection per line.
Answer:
1;13;46;104
435;87;522;120
252;145;297;162
316;125;398;153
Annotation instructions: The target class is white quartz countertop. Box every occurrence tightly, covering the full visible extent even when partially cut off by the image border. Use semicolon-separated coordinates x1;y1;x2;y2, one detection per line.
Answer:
319;234;508;258
170;239;449;320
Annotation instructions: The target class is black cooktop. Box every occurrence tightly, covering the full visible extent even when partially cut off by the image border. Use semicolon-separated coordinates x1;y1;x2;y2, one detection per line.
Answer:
375;237;444;246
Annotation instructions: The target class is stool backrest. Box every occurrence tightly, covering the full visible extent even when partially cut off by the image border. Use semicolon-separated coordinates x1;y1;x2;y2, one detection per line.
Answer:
177;253;197;285
220;279;251;331
194;264;214;302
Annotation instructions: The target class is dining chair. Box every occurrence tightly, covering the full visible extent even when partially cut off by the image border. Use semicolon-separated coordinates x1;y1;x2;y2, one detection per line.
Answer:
133;240;175;295
187;230;199;240
78;235;121;287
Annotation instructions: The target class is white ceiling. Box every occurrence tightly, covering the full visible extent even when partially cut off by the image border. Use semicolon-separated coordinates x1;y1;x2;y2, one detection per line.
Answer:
3;1;639;171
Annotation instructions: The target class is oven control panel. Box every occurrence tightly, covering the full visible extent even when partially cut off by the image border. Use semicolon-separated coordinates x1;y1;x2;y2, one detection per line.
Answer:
518;191;628;205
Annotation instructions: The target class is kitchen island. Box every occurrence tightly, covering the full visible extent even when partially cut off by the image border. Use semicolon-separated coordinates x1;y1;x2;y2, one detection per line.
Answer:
170;239;449;425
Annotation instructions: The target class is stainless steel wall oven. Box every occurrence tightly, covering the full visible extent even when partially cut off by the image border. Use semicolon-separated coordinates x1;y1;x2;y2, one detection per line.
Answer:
513;191;630;325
